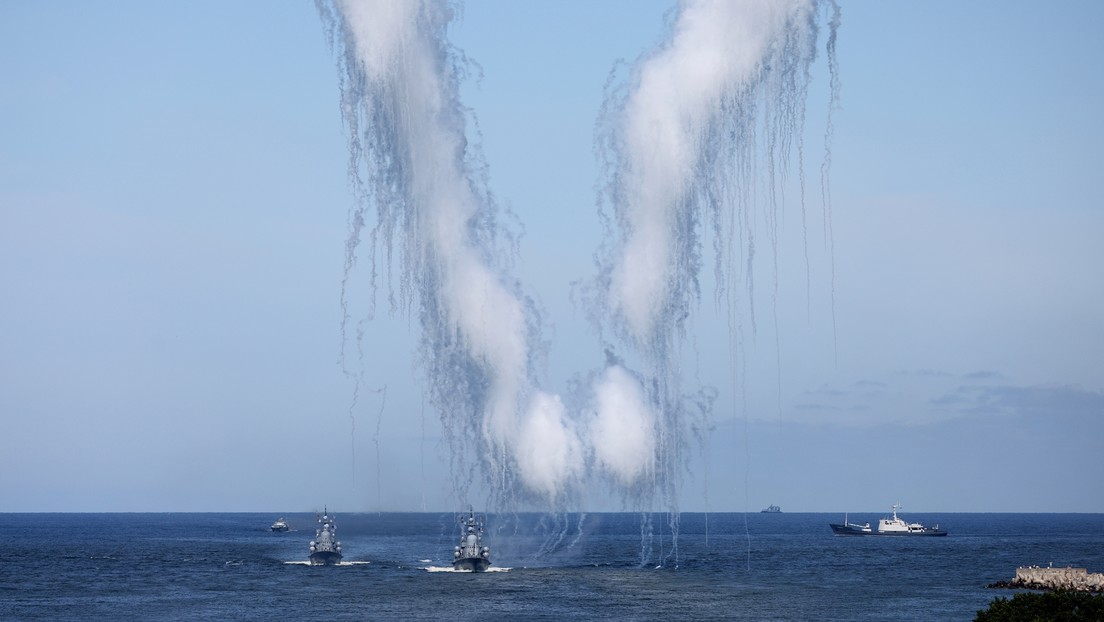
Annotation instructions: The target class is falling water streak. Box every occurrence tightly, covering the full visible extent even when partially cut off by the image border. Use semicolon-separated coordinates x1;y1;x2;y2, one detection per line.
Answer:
727;283;748;574
372;385;387;511
419;396;427;512
536;512;573;558
795;41;813;322
532;512;551;556
665;510;680;568
656;515;666;568
346;374;359;488
337;198;374;377
704;510;710;549
742;380;752;572
341;288;375;491
638;512;653;567
726;246;752;572
768;78;785;419
821;0;842;363
589;0;838;566
568;512;588;549
772;288;783;415
317;0;578;512
690;332;712;549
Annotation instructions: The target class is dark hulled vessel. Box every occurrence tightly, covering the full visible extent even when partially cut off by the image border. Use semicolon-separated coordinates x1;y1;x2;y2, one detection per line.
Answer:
829;514;872;535
453;509;490;572
309;507;343;565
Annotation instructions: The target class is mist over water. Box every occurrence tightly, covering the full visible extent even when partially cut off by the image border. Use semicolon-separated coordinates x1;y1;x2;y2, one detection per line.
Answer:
317;0;839;561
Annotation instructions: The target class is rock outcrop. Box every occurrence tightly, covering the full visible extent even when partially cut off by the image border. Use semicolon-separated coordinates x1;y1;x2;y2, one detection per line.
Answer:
989;566;1104;593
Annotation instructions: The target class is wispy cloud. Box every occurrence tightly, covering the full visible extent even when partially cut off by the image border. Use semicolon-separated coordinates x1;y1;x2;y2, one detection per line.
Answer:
963;370;1004;381
932;383;1104;418
894;368;954;379
781;367;1102;428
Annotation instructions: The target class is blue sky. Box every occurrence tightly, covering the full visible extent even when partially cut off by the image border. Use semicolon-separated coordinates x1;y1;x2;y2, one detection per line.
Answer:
1;0;1101;513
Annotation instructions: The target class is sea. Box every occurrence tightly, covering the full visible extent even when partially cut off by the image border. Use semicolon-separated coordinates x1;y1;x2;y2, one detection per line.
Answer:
1;512;1101;621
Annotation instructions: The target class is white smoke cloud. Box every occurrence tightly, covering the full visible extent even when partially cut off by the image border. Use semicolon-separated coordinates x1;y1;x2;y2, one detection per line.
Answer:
321;0;545;500
588;0;836;536
445;251;528;448
609;0;817;346
336;0;419;79
589;365;656;487
322;0;837;515
515;391;583;500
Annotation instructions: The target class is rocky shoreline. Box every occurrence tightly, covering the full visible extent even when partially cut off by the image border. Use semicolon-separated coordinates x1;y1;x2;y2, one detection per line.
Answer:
988;566;1104;593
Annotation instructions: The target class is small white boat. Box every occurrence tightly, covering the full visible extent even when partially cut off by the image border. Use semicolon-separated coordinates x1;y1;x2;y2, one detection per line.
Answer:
830;504;946;537
270;517;289;532
874;503;946;536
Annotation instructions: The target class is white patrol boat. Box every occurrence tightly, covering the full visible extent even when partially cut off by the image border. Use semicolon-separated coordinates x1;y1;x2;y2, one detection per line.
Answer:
830;503;947;537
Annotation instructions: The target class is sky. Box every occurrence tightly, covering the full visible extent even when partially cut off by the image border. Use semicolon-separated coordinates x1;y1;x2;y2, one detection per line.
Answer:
1;0;1101;513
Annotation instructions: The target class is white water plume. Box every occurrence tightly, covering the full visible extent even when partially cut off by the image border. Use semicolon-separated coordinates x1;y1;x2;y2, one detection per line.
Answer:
318;0;580;506
515;391;584;499
587;0;840;555
318;0;839;526
589;365;656;488
595;0;836;350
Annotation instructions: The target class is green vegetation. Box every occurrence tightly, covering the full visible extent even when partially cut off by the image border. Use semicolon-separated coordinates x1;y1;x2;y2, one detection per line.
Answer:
975;591;1104;622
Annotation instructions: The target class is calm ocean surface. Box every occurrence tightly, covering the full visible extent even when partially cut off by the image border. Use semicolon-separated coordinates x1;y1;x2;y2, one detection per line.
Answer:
1;512;1101;620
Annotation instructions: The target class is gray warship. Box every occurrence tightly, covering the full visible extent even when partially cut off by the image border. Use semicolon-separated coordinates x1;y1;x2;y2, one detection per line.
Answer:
453;509;491;572
308;507;343;565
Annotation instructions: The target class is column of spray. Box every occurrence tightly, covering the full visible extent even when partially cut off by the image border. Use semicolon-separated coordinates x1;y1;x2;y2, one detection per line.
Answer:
317;0;583;507
589;0;838;564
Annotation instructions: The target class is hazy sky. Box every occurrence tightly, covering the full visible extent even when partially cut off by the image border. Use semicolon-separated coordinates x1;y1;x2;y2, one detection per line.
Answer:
2;0;1101;513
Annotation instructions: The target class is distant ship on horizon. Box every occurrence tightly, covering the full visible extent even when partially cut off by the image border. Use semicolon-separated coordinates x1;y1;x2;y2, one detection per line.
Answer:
761;504;781;513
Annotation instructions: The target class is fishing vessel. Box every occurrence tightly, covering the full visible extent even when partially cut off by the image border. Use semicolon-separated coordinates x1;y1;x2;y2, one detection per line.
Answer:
453;509;491;572
830;504;946;537
309;508;343;565
270;517;289;532
829;513;872;535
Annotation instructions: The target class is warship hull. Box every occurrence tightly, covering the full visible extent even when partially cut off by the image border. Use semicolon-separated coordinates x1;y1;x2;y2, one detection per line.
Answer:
453;509;491;572
309;551;343;566
453;557;490;572
308;507;342;565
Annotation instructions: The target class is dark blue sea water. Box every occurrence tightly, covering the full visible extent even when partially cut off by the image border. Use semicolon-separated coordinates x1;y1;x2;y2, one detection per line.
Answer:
1;512;1101;620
